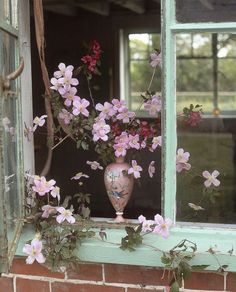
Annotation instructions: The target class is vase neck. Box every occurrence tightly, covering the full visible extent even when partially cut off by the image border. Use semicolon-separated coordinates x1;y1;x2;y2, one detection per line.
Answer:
115;156;125;163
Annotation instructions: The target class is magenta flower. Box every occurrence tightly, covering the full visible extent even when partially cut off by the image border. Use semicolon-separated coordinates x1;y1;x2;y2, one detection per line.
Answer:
41;205;57;218
153;214;172;239
150;52;162;68
58;109;73;125
113;143;127;157
138;215;154;232
53;63;74;78
71;172;89;180
72;98;90;117
144;95;161;116
50;186;60;201
95;102;116;119
32;176;56;196
202;170;220;187
56;207;75;224
86;161;103;170
148;161;155;178
117;108;135;123
23;238;45;264
128;134;140;150
92;119;110;142
33;115;47;132
63;87;79;107
152;136;162;150
176;148;191;172
128;160;143;179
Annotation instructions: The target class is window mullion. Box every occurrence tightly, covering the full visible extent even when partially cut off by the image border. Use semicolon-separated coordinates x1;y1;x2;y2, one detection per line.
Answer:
161;0;177;222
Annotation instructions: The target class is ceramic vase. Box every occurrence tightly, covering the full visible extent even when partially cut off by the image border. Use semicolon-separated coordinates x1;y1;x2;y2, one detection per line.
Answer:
104;156;134;222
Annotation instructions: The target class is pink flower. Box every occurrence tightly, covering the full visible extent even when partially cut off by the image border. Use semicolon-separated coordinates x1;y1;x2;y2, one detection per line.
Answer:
71;172;89;180
50;77;63;92
148;161;155;178
176;148;191;172
111;99;126;112
95;102;116;119
58;70;79;95
33;115;47;131
128;134;140;150
128;160;143;179
58;109;73;125
202;170;220;187
73;98;90;117
86;161;103;170
92;119;110;142
53;63;74;78
50;186;60;201
115;131;129;145
144;95;161;116
113;143;127;157
41;205;57;218
117;108;135;123
63;87;79;107
150;52;161;68
56;207;75;224
153;214;172;238
32;176;56;196
152;136;162;150
138;215;154;232
23;238;45;264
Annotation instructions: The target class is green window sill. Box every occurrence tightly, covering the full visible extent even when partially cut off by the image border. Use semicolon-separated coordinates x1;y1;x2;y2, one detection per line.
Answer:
16;223;236;271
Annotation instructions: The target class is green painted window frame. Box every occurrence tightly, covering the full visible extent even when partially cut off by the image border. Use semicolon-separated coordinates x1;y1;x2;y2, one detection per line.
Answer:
15;0;236;272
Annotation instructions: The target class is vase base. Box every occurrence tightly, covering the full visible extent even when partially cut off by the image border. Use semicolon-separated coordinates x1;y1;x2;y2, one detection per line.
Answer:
114;212;125;223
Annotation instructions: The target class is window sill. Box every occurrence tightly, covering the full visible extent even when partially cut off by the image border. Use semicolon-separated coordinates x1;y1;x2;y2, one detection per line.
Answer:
15;223;236;272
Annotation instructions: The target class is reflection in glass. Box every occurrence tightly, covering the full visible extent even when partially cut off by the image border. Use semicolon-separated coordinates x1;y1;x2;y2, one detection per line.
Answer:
176;0;236;23
176;33;236;224
128;33;161;113
1;30;23;247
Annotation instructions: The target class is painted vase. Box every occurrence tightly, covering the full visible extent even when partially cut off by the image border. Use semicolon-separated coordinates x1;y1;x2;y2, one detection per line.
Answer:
104;156;134;222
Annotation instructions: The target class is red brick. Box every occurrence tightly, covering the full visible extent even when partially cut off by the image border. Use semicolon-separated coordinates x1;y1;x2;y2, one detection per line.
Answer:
16;278;50;292
227;272;236;292
0;277;13;292
127;288;164;292
67;262;103;281
104;264;169;286
184;271;224;290
51;282;125;292
11;257;65;279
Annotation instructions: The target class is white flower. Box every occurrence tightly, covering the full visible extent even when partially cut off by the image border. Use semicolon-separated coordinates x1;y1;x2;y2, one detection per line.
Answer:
56;207;75;224
33;115;47;131
23;238;45;264
152;136;162;150
202;170;220;187
148;161;155;178
50;186;60;201
71;172;89;180
86;161;103;170
128;160;143;179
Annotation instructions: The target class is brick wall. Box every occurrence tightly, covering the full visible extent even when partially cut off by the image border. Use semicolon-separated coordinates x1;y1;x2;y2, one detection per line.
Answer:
0;257;236;292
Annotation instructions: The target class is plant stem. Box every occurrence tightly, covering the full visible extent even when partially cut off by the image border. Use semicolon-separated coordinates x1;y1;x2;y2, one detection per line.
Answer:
86;76;96;109
52;134;70;150
147;67;156;92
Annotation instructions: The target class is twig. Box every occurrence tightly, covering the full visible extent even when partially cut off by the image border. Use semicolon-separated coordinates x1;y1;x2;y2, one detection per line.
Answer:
52;134;70;150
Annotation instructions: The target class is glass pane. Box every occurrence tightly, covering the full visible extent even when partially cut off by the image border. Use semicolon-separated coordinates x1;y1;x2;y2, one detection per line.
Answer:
176;32;236;224
128;33;161;113
0;30;23;249
176;0;236;23
1;0;18;28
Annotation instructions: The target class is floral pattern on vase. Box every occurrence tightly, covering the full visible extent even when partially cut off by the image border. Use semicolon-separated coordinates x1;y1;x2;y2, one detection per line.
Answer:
104;157;134;222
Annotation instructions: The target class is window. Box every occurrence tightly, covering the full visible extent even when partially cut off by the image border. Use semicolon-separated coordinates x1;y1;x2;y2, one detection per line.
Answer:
120;31;161;116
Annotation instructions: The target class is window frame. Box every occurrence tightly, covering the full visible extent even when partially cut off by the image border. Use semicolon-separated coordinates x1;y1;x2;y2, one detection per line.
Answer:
14;0;236;272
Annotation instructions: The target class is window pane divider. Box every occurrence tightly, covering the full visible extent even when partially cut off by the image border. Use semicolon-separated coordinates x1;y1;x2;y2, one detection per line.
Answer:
171;22;236;32
0;20;18;36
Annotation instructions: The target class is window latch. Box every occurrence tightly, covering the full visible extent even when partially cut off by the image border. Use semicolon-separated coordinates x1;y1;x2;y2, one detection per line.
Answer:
2;57;24;92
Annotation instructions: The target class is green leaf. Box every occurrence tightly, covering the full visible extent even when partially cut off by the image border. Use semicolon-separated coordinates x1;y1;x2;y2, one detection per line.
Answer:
170;281;180;292
125;226;135;235
191;265;209;271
